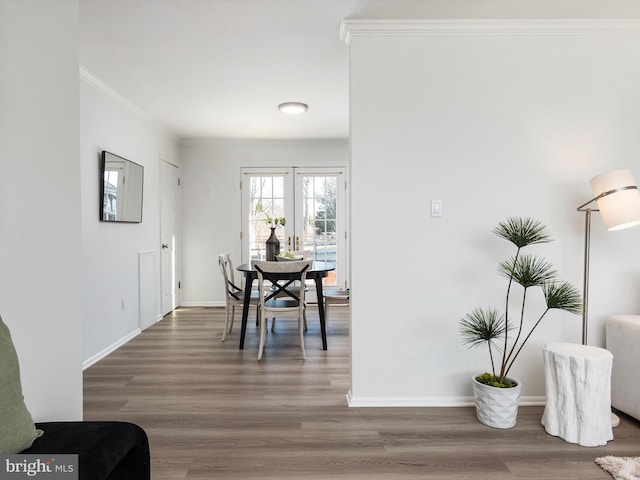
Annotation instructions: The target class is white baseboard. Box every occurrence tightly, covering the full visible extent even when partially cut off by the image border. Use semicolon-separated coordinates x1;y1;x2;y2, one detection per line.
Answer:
179;301;225;308
346;390;545;407
82;328;142;370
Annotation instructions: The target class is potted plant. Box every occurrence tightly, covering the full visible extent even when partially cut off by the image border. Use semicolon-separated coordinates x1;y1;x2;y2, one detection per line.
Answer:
459;217;582;429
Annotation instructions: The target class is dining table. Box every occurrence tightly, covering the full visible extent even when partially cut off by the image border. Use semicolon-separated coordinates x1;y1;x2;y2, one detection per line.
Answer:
236;261;336;350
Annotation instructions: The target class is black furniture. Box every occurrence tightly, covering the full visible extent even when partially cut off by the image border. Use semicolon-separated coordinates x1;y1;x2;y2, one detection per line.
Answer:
237;261;335;350
22;421;150;480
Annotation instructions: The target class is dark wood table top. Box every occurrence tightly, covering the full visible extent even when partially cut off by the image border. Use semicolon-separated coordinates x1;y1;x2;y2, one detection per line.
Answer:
237;261;335;274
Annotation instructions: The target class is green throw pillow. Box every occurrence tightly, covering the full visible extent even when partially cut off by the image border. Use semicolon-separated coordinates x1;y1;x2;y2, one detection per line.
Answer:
0;315;42;453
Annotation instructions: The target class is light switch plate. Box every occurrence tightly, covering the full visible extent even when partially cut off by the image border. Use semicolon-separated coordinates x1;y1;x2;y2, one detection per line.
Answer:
431;199;442;217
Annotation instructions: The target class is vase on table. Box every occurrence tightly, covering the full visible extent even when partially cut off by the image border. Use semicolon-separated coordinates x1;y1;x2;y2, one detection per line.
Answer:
265;227;280;261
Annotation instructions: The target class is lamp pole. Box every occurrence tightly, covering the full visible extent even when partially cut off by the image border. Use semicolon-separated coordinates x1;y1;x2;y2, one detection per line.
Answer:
581;209;592;345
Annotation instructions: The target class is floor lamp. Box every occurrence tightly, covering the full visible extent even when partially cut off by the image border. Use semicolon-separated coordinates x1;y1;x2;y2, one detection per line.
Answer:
577;169;640;427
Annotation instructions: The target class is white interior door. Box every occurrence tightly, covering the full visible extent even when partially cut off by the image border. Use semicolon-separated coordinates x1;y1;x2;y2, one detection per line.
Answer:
241;166;347;289
161;160;180;315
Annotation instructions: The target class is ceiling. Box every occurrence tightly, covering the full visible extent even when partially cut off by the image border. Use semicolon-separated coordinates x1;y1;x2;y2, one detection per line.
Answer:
79;0;639;141
79;0;372;141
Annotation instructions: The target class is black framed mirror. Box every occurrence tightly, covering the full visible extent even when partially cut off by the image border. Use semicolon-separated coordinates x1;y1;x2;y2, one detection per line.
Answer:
100;151;144;223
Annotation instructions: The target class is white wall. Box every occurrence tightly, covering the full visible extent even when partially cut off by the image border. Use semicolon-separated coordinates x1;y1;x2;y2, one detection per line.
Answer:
347;21;640;406
0;1;83;420
180;139;349;305
80;73;180;366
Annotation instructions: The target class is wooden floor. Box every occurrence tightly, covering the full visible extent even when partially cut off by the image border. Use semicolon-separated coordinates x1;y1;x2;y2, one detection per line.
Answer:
84;306;640;479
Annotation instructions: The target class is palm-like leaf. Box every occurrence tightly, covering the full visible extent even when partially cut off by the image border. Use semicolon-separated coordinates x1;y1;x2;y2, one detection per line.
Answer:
498;254;557;288
460;217;583;387
543;281;582;315
459;308;507;349
493;217;551;248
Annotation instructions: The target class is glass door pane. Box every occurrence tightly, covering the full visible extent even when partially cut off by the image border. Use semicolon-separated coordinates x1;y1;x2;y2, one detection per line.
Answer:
241;168;294;261
295;168;346;289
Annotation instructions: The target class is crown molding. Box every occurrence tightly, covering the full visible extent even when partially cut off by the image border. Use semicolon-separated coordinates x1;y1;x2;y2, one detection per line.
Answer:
79;65;178;141
340;18;640;44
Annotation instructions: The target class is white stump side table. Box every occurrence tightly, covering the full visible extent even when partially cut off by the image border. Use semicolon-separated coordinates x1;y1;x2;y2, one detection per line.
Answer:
541;342;614;447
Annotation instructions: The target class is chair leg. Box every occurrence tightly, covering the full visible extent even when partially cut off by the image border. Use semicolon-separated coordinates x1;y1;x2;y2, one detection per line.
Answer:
258;308;267;360
271;317;276;331
298;314;306;360
221;302;231;342
229;304;235;332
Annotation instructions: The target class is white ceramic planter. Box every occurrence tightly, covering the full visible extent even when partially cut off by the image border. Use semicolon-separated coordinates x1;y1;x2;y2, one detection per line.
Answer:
472;374;522;429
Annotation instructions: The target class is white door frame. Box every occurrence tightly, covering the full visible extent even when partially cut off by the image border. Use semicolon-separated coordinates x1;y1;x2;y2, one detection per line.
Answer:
240;167;295;262
293;166;347;289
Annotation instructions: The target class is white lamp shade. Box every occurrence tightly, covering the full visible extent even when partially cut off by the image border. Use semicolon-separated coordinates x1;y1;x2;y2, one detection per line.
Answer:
590;169;640;231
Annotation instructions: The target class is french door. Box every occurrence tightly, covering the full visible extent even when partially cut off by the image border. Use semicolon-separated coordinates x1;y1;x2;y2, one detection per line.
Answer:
240;167;347;289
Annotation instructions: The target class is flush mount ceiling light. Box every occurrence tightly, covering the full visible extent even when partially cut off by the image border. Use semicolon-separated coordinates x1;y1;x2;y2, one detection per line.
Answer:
278;102;308;114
